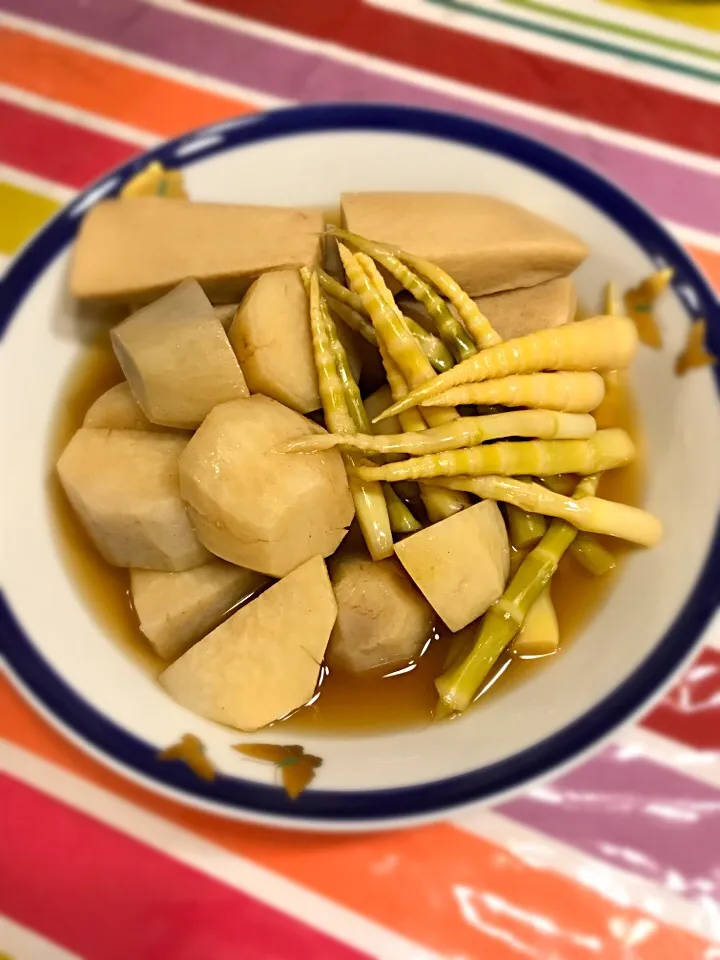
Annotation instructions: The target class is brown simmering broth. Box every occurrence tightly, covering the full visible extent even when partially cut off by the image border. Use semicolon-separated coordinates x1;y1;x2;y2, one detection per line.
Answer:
50;338;643;733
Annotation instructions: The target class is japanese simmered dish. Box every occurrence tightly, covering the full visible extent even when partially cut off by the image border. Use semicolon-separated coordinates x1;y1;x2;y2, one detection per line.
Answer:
55;168;665;734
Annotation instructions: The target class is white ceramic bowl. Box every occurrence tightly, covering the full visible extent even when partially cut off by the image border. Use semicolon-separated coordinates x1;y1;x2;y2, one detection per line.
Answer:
2;105;719;830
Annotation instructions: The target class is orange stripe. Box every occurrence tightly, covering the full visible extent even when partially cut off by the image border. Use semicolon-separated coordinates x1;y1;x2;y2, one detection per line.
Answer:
0;26;255;137
688;244;720;293
0;679;709;960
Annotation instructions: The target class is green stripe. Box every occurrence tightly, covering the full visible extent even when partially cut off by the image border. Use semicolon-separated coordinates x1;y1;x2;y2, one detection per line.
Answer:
427;0;720;83
500;0;720;63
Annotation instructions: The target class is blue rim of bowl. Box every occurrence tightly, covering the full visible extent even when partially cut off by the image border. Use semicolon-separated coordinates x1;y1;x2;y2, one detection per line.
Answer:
1;103;719;824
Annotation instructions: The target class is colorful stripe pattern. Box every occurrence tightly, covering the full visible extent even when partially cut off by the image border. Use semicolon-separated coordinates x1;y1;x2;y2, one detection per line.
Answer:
1;773;369;960
0;26;255;136
2;6;719;238
467;0;720;59
195;0;720;156
420;0;720;82
0;0;719;955
501;743;720;902
1;683;716;959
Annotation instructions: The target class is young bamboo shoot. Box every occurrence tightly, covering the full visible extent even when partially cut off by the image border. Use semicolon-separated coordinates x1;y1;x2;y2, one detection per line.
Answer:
373;316;639;422
325;294;377;345
424;474;662;546
398;251;502;350
307;272;392;560
377;334;471;521
506;504;547;550
384;485;422;533
352;429;635;482
570;533;617;575
329;227;476;361
278;410;597;456
340;244;438;391
416;371;606;414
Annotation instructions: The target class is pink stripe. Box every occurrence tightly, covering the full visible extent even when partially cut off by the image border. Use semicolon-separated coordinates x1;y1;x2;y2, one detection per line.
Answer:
499;744;720;905
0;773;368;960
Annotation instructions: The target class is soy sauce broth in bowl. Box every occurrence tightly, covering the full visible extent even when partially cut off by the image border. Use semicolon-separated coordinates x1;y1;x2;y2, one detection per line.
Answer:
2;105;718;828
49;331;644;734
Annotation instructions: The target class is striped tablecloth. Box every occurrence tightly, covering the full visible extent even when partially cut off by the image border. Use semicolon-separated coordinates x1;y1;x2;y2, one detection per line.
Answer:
1;2;719;957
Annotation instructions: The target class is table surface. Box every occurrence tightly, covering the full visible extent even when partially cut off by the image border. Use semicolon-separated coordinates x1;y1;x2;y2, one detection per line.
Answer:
1;1;719;957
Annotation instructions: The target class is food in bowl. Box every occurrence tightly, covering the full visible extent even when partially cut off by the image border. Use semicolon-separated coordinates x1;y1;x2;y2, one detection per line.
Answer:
53;173;667;734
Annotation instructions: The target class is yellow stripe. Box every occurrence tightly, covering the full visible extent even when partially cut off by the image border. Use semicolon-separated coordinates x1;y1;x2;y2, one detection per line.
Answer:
0;181;59;254
602;0;720;32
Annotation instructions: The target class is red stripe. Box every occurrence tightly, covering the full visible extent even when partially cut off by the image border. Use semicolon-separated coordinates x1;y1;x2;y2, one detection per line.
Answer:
0;773;368;960
641;647;720;752
199;0;720;158
0;100;138;188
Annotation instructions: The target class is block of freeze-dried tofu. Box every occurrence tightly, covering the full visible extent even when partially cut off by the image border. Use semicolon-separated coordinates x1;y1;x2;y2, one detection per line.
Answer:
71;198;323;303
111;279;248;428
474;277;577;341
341;192;588;297
57;428;210;571
395;501;509;632
130;561;268;661
159;556;337;731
